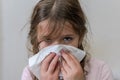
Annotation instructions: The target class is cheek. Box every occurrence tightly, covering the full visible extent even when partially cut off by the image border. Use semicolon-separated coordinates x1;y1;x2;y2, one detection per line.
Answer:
68;39;79;48
69;42;79;48
38;42;48;50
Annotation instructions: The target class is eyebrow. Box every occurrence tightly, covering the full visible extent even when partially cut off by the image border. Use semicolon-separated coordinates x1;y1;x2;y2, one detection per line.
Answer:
39;33;75;38
61;34;75;37
38;33;76;41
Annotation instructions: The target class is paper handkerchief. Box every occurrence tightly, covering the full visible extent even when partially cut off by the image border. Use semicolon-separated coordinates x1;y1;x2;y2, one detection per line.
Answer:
29;45;86;80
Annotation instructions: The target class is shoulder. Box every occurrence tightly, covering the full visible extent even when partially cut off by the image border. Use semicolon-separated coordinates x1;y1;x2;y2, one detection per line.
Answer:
86;57;114;80
89;57;107;67
89;57;112;73
21;66;35;80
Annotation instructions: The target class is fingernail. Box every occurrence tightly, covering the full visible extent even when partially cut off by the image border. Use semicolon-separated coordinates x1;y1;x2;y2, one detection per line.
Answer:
65;49;70;53
62;49;70;53
50;52;56;55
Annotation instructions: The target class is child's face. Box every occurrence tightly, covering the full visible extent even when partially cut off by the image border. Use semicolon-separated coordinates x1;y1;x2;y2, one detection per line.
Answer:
37;20;79;50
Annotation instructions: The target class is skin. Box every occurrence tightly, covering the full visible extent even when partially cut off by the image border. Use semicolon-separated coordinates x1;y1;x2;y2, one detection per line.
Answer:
37;20;84;80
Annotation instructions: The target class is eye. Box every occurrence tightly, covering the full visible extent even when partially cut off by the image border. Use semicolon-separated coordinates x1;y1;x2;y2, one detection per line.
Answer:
44;38;52;43
63;36;73;43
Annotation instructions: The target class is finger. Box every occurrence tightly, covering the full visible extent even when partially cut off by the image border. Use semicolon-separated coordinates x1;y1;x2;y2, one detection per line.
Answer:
48;53;59;73
67;51;80;64
65;50;82;69
61;49;75;67
54;62;60;76
61;65;67;76
41;52;56;72
62;59;70;71
66;52;83;72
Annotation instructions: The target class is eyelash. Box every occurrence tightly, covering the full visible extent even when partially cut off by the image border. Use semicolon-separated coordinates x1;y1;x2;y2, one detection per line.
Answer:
44;38;52;43
63;36;73;42
41;36;74;44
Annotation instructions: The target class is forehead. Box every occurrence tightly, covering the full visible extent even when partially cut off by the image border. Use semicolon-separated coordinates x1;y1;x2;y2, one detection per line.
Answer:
37;20;76;39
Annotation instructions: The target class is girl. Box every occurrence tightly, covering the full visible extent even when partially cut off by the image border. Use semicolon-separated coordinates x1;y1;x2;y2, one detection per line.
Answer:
22;0;113;80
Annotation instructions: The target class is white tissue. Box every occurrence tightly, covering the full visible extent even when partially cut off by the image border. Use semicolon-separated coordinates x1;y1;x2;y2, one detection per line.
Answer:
29;45;86;80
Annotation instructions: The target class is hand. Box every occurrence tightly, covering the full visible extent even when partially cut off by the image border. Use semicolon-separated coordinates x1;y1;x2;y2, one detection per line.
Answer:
40;52;60;80
60;50;84;80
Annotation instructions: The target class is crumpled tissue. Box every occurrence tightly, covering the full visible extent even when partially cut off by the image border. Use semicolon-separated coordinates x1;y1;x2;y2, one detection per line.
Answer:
29;45;86;80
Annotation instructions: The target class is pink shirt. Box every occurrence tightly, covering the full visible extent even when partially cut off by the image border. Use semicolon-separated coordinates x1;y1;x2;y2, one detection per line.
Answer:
21;58;114;80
